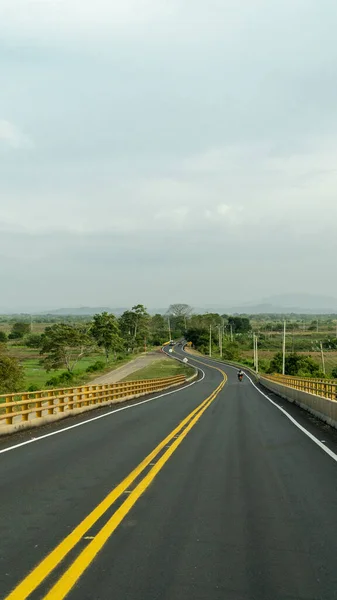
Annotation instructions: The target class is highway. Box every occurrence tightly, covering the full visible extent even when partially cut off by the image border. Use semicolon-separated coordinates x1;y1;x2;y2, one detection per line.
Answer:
1;346;337;599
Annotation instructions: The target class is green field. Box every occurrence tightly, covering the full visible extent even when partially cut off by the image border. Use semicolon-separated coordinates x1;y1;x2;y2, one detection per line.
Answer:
5;345;151;392
122;359;195;381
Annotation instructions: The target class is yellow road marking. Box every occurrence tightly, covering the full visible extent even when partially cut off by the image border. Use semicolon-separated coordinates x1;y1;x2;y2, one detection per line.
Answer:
44;377;226;599
4;356;226;600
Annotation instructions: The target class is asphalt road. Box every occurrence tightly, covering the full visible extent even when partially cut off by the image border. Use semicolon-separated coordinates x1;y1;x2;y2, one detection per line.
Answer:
1;346;337;600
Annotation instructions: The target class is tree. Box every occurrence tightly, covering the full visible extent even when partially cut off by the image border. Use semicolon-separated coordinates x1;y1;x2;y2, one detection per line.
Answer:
222;341;240;361
269;352;322;377
0;351;24;393
40;324;94;372
228;316;251;334
149;314;168;345
167;304;192;317
185;327;218;353
9;322;31;340
90;312;122;363
0;331;7;343
332;367;337;379
119;305;150;350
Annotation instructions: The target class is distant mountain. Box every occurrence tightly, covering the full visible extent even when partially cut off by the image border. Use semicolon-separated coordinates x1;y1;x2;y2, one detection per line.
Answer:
260;294;337;311
1;294;337;317
225;294;337;315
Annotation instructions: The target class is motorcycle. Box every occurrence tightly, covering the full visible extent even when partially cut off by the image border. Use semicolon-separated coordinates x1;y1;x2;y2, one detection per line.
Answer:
238;373;243;382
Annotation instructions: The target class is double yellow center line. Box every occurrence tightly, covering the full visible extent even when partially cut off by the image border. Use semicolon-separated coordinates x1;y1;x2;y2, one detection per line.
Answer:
5;358;227;600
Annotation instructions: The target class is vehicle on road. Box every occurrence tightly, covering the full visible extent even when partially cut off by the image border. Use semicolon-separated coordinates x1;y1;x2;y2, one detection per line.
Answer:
238;369;244;382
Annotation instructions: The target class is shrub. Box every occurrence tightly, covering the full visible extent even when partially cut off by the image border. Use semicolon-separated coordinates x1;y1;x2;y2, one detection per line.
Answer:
86;360;105;373
0;331;7;343
45;377;59;387
45;371;74;387
25;334;43;348
27;384;39;392
222;342;240;361
58;371;74;383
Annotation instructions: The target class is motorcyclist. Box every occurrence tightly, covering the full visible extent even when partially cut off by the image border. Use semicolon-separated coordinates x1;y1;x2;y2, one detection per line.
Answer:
237;369;244;380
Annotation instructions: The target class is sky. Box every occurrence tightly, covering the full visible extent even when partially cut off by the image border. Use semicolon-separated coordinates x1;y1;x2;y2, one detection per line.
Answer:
1;0;337;311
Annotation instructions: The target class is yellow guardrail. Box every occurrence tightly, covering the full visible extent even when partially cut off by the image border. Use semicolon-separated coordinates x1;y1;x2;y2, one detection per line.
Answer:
265;374;337;402
0;375;186;426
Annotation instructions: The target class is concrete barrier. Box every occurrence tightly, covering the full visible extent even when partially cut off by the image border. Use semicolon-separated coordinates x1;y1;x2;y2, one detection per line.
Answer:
259;376;337;429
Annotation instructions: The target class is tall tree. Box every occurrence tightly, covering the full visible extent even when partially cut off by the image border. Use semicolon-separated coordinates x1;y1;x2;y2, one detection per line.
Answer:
167;304;193;317
90;312;122;363
149;314;167;345
119;305;150;350
40;324;94;372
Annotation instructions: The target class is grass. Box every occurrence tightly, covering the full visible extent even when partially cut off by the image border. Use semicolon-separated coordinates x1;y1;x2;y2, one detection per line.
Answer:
22;354;106;390
5;347;156;392
122;359;195;381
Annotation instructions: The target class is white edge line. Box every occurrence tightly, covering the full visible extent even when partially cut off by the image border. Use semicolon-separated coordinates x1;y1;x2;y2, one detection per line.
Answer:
213;359;337;464
0;367;206;456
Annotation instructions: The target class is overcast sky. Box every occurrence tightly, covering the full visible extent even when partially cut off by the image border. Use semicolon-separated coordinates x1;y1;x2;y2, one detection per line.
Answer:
1;0;337;310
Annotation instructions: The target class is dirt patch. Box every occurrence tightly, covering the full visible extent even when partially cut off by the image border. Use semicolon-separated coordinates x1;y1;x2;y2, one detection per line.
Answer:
89;351;169;385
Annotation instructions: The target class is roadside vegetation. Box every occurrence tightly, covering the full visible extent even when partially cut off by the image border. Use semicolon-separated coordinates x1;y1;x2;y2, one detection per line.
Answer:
1;305;337;394
122;359;195;381
0;305;171;394
184;313;337;379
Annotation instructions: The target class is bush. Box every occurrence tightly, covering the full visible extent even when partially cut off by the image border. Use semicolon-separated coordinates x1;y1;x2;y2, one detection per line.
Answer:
222;342;240;361
0;331;7;343
45;371;74;387
27;384;39;392
45;377;59;387
86;360;105;373
58;371;74;383
331;367;337;379
25;334;43;348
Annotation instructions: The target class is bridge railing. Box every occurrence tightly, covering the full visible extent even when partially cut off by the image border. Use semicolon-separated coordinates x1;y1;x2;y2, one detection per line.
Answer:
0;375;186;426
265;374;337;401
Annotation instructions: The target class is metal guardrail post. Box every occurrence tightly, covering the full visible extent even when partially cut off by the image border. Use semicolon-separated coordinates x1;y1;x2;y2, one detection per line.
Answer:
6;397;13;425
35;392;42;418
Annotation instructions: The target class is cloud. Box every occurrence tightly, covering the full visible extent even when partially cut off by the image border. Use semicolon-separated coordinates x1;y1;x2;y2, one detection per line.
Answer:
0;0;337;307
0;120;34;149
0;0;179;44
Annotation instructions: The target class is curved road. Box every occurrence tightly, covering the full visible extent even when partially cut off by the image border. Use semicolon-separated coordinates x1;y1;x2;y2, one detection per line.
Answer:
1;346;337;599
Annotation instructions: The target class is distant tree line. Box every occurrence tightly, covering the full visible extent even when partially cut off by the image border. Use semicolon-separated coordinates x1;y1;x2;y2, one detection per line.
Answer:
1;305;337;394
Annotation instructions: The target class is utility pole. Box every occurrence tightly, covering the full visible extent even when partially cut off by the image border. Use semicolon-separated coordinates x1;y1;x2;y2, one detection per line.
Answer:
168;317;171;341
218;325;223;358
253;334;256;368
209;324;212;357
282;320;286;376
230;324;233;343
320;342;326;375
255;335;259;373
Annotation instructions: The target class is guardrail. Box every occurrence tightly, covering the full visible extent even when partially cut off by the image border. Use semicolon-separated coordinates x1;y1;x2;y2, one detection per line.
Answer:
265;374;337;401
0;375;186;426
